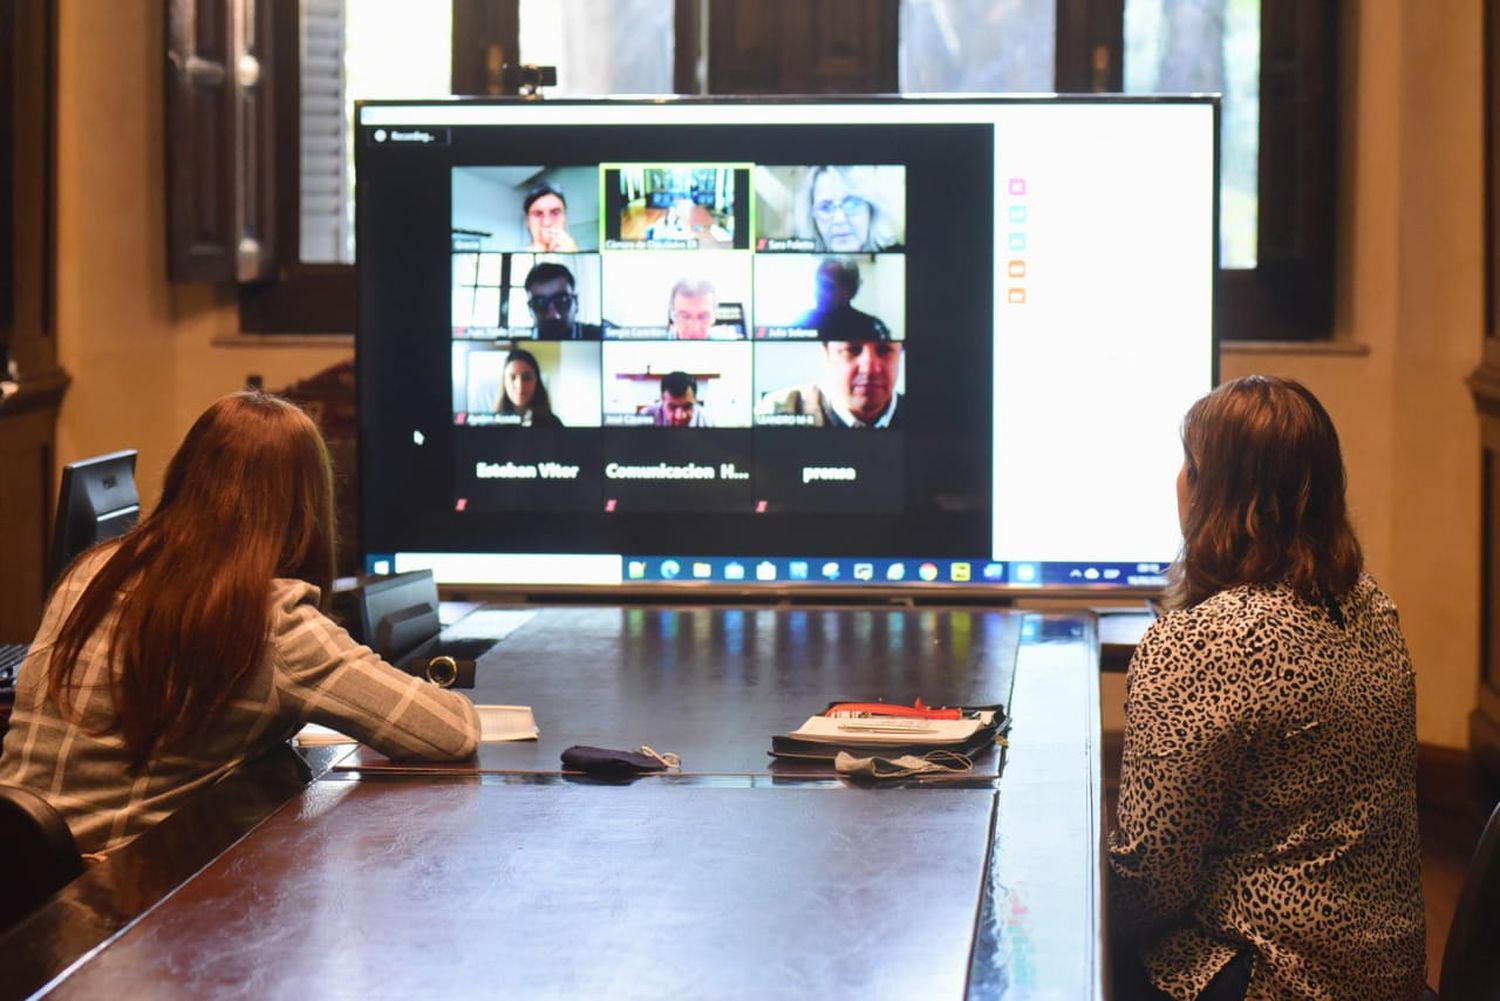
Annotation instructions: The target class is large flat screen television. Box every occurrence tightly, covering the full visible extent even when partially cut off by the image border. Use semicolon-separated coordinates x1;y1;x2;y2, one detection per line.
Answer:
356;97;1218;596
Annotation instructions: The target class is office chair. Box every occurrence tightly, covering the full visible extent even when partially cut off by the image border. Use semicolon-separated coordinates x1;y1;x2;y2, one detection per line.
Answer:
0;450;140;698
47;448;140;588
0;784;84;933
1433;799;1500;1000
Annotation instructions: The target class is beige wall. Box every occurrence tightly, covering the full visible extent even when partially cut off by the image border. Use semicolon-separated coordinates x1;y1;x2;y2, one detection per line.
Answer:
1106;3;1484;750
1214;3;1483;750
54;3;351;507
56;5;1484;747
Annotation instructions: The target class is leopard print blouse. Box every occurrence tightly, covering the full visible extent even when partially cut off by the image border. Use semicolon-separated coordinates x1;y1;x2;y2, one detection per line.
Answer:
1108;575;1426;1001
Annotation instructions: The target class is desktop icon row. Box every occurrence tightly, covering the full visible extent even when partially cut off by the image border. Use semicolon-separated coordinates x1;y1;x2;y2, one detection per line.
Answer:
623;558;1010;585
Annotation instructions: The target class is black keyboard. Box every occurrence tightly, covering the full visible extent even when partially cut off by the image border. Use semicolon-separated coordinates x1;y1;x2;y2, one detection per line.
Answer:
0;642;28;694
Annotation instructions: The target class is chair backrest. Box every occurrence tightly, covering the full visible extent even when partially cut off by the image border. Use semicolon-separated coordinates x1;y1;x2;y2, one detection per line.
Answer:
0;784;84;932
47;449;140;588
1438;799;1500;1000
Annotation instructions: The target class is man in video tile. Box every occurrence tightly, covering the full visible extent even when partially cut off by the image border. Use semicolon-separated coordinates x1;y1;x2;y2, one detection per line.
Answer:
525;263;602;340
643;371;713;427
756;341;903;429
667;279;718;339
797;258;891;340
524;183;579;253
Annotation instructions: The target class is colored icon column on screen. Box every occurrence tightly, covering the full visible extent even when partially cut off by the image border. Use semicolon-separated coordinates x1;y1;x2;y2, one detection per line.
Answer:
1006;178;1028;306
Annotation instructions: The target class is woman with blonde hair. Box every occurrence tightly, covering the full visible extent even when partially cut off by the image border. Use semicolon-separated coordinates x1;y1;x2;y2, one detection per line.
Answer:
1110;375;1425;1000
0;392;480;853
795;165;904;253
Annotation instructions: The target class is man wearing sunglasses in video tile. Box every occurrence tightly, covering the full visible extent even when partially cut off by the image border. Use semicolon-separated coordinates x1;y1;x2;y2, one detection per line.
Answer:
523;262;602;340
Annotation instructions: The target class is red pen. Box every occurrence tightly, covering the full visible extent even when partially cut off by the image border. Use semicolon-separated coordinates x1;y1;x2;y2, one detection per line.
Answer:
824;697;962;720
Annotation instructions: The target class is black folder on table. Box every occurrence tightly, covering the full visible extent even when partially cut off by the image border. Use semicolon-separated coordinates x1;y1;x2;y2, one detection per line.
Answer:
769;702;1009;762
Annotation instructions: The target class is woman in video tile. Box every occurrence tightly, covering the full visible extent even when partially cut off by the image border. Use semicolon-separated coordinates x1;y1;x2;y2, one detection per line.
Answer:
498;348;563;427
798;166;903;253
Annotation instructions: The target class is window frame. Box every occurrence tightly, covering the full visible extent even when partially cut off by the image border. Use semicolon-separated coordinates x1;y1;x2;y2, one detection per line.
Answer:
232;0;1338;342
234;0;518;334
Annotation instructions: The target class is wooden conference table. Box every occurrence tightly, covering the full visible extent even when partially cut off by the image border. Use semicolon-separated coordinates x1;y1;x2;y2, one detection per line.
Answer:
0;605;1105;1000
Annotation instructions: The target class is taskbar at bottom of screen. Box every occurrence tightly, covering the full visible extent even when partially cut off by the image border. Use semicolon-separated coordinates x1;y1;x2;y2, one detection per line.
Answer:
366;553;1170;589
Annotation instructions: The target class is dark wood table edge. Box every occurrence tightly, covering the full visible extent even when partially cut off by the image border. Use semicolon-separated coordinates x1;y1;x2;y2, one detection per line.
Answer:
329;752;1008;783
319;767;1008;791
1;607;1100;1001
0;743;351;1001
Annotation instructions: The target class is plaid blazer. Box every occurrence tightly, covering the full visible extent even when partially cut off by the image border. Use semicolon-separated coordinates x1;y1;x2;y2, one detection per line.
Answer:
0;548;480;853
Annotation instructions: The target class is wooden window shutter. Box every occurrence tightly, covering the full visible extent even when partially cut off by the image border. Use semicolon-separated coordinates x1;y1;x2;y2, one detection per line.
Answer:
298;0;347;263
1218;0;1338;340
703;0;898;95
165;0;275;282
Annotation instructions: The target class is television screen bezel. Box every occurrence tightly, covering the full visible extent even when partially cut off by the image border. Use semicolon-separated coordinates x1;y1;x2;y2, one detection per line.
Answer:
354;93;1221;601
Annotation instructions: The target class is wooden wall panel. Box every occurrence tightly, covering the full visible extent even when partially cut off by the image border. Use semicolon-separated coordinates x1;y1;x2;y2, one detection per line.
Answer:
1;0;65;642
1476;395;1500;791
1476;0;1500;792
0;404;53;641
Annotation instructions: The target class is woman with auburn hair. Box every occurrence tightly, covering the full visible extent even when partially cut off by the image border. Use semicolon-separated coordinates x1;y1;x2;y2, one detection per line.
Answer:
1109;376;1425;1001
0;392;480;853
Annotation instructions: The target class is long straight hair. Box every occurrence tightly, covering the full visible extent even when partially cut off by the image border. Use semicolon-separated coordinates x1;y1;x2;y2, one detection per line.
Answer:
47;392;337;765
497;348;556;422
1169;375;1363;610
